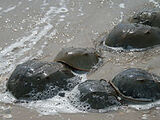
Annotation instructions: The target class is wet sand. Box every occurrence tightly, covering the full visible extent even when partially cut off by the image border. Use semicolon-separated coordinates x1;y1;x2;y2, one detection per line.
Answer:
1;0;160;120
8;104;160;120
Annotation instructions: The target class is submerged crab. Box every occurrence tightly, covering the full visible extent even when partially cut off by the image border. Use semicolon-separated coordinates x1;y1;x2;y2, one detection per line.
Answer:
68;79;121;111
105;23;160;50
54;47;100;72
109;68;160;103
129;9;160;28
7;60;80;101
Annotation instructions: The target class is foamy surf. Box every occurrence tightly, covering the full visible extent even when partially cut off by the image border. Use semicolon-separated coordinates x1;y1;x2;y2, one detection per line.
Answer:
0;0;89;115
0;0;69;75
0;73;87;115
0;90;81;115
21;93;82;115
129;100;160;110
149;0;160;8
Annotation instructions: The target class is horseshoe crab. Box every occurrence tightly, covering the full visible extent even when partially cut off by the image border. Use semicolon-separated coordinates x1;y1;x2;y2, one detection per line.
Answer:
7;60;80;101
105;23;160;50
129;9;160;28
54;47;100;72
109;68;160;104
68;80;121;111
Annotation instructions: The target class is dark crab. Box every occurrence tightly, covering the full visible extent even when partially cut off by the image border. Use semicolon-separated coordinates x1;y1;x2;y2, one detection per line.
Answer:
129;9;160;28
105;23;160;49
54;47;100;72
7;60;80;101
109;68;160;104
68;80;121;111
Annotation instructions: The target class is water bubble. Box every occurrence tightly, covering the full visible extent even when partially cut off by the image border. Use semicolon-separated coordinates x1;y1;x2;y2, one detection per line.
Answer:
119;3;125;9
141;114;148;120
3;114;12;119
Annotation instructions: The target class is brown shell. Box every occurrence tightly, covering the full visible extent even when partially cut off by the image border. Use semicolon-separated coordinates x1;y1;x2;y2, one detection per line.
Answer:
54;47;100;71
105;23;160;49
109;68;160;103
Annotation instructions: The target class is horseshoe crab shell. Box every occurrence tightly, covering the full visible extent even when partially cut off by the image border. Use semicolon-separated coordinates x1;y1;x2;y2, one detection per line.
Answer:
68;80;121;111
54;47;100;71
105;23;160;49
7;60;80;101
129;9;160;28
109;68;160;103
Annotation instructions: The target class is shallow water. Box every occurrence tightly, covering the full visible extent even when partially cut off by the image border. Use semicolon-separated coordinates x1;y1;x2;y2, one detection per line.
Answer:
1;0;160;120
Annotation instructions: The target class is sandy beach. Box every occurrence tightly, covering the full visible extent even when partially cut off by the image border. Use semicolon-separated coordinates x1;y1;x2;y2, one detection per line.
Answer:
1;0;160;119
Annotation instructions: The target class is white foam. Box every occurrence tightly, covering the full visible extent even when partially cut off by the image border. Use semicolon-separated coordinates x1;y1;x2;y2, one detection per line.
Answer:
42;0;49;6
68;84;120;113
59;18;64;21
119;3;125;8
0;24;53;74
2;69;160;115
103;40;148;52
0;0;69;75
3;6;16;13
149;0;160;8
60;15;66;18
36;41;48;57
0;7;2;11
72;72;87;83
46;29;57;38
55;7;68;13
129;100;160;110
108;0;114;8
0;92;16;103
141;114;148;120
119;12;124;22
0;74;87;115
21;94;81;115
77;4;84;16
